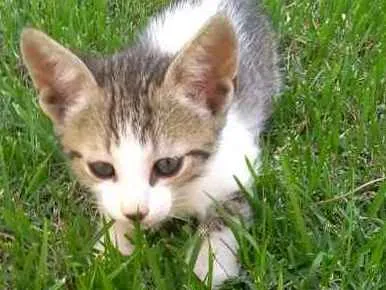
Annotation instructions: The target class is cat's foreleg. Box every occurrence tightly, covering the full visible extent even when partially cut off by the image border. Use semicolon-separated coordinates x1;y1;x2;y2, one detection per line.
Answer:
193;195;250;287
95;219;134;256
194;218;240;287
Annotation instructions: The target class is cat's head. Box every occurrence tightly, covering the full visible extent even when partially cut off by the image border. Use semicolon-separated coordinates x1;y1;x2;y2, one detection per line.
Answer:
20;15;238;226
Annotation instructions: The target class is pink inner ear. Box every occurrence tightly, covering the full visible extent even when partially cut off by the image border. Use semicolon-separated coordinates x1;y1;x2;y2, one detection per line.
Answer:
179;53;233;114
189;77;230;114
24;48;86;123
23;42;67;97
21;29;100;125
166;16;238;114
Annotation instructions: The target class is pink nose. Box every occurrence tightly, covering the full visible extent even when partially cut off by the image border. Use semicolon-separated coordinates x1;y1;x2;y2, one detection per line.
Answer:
124;207;149;222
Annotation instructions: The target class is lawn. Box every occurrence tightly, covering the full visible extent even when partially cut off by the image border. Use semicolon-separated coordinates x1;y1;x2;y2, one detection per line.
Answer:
0;0;385;289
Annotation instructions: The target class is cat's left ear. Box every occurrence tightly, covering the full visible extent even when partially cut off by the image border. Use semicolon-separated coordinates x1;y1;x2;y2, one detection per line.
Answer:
20;28;99;127
164;15;238;115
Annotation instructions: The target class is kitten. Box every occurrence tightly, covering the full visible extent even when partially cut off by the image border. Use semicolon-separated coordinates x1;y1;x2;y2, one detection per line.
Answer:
20;0;281;287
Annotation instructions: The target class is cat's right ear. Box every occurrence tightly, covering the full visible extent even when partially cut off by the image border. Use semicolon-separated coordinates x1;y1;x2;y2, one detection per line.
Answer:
20;28;99;127
164;15;238;116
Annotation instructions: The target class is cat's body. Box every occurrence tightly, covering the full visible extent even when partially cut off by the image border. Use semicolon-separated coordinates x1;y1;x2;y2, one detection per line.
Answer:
20;0;281;287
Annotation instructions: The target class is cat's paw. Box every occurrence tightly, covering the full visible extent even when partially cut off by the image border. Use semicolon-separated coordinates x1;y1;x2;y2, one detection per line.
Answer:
95;220;134;256
113;236;134;256
94;233;134;256
194;227;240;287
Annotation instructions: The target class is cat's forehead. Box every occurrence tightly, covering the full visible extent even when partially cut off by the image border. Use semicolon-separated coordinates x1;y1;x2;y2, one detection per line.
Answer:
97;49;172;91
97;79;210;144
104;89;214;148
63;93;216;159
93;52;167;140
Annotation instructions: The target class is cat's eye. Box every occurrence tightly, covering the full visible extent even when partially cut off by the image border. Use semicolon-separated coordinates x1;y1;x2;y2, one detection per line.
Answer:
153;157;183;178
88;162;115;179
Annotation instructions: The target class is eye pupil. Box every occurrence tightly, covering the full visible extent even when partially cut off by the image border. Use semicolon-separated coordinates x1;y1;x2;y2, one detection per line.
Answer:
88;162;115;179
154;157;183;177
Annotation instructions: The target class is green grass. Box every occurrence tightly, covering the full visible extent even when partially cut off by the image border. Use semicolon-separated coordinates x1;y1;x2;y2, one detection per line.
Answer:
1;0;385;289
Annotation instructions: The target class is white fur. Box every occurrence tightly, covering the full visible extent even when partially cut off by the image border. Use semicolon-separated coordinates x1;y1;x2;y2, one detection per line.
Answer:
146;0;250;58
93;136;173;225
94;113;258;284
147;0;223;54
175;111;259;219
